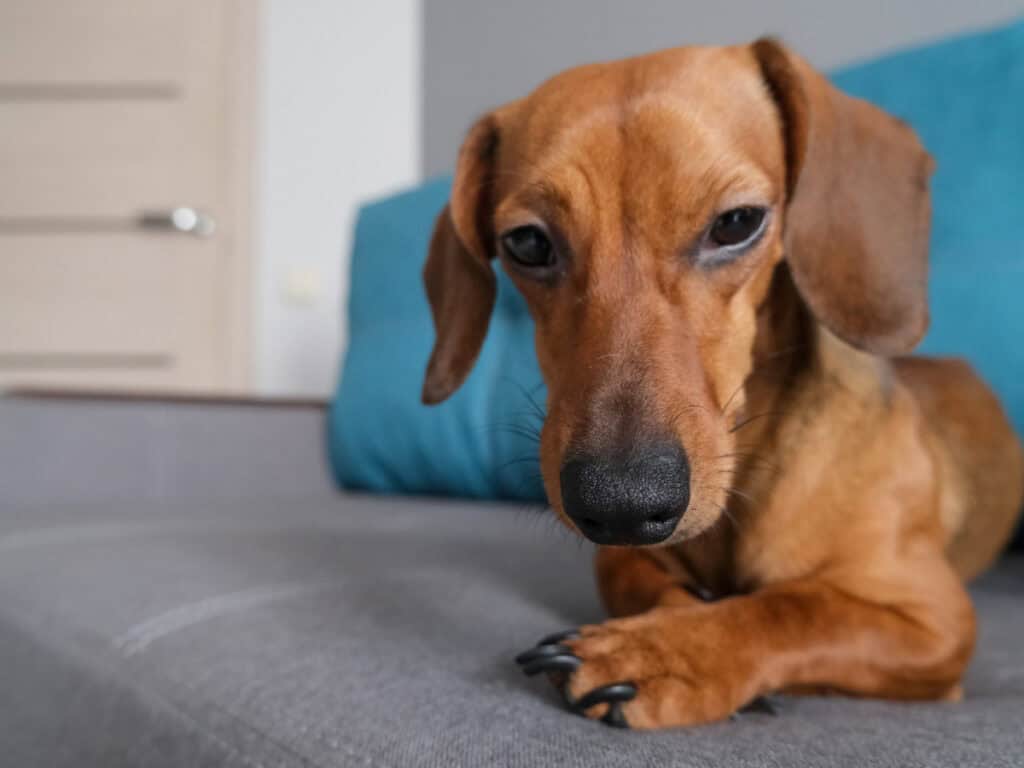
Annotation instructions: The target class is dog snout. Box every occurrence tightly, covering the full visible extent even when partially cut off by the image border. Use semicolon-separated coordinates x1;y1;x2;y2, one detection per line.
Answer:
559;443;690;546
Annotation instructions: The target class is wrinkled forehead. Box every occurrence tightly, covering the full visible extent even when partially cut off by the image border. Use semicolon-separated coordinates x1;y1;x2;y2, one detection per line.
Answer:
494;46;785;219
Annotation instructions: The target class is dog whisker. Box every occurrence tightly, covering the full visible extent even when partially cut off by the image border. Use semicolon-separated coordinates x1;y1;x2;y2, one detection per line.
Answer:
671;402;716;426
495;455;542;474
728;411;784;435
713;451;779;473
502;377;548;424
717;504;742;531
715;485;758;506
720;382;748;422
487;422;543;443
720;344;808;420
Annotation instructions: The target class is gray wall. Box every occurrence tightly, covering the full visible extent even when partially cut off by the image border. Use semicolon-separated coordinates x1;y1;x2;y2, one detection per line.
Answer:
423;0;1023;175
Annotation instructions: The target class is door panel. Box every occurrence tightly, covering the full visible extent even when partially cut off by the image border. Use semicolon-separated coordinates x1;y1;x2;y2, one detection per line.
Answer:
0;232;224;385
0;1;197;85
0;0;253;392
0;101;216;218
1;234;189;355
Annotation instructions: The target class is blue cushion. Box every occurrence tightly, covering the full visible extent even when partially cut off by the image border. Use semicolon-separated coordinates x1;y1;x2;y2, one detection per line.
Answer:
330;19;1024;519
329;179;545;500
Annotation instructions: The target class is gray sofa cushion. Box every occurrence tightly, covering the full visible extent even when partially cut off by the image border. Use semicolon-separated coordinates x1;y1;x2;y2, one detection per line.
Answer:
1;491;1023;768
0;396;334;506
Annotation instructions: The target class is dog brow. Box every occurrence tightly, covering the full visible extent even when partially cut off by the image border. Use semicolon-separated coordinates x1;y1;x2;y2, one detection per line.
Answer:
515;178;575;222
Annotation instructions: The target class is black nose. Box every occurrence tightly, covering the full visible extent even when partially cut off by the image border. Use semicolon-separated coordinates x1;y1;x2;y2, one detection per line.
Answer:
560;443;690;545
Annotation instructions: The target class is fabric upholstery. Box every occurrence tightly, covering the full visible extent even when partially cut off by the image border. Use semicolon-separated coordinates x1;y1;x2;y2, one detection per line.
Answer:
2;492;1023;767
3;397;1023;766
0;397;334;506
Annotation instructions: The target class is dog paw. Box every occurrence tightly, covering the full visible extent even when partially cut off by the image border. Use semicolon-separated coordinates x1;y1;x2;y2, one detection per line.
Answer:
515;617;774;729
514;630;636;727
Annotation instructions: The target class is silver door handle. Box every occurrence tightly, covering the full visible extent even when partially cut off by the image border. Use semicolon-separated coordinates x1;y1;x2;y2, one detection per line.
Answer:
138;207;216;237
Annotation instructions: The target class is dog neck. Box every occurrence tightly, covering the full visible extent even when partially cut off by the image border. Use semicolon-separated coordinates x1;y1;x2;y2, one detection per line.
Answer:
738;264;815;449
739;262;892;454
675;263;895;593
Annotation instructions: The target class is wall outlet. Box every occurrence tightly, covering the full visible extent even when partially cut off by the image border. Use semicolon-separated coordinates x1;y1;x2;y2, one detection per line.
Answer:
283;266;323;306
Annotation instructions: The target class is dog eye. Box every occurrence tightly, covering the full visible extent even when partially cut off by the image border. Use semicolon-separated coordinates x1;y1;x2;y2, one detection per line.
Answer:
501;225;555;269
708;207;766;248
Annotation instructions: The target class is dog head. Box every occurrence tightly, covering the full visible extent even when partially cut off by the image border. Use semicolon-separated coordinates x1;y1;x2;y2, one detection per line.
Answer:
422;40;932;546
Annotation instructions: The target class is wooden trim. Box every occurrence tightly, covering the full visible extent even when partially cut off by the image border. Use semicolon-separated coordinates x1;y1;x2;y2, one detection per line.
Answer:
4;386;328;410
0;83;181;100
220;0;261;391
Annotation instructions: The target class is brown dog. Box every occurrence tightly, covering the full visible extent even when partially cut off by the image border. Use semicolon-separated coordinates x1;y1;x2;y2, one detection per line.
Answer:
421;39;1024;729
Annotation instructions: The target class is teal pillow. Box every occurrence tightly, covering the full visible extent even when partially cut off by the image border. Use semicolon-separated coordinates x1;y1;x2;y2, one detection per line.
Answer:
329;179;545;500
330;19;1024;513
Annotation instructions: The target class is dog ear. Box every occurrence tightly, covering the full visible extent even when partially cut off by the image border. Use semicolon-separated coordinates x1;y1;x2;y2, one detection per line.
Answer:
752;38;933;356
421;113;501;404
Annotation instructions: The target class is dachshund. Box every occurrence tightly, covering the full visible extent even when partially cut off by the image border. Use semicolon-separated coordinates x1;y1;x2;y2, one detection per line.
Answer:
420;39;1024;729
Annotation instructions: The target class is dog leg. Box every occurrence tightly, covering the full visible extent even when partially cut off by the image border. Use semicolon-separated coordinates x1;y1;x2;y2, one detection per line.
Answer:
519;555;974;729
595;546;711;618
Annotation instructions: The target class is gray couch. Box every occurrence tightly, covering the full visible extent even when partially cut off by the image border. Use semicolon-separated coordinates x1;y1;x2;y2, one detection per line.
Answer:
1;394;1021;767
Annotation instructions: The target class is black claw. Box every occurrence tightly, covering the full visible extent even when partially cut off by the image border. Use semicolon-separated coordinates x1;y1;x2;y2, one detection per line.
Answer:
516;630;636;729
684;583;716;602
539;629;580;645
731;696;780;720
561;685;578;709
572;681;638;714
602;701;631;729
521;654;582;677
740;696;779;716
514;643;572;666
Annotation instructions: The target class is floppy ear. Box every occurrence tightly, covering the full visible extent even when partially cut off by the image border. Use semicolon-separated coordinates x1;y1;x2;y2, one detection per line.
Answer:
421;113;501;404
752;38;934;356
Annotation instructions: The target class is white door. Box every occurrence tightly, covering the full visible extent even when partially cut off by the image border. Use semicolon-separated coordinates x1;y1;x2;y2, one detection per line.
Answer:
0;0;255;392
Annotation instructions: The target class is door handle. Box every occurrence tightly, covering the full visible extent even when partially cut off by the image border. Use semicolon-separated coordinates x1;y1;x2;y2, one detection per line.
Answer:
138;207;216;237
